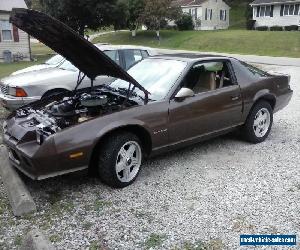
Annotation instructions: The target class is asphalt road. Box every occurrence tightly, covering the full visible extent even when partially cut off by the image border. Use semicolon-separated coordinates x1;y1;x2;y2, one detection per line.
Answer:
0;64;299;249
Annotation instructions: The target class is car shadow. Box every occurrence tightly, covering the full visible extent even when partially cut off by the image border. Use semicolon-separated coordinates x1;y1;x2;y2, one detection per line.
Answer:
19;130;246;196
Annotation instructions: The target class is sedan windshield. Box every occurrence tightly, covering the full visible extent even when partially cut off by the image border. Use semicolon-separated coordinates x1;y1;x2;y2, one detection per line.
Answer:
45;55;64;65
110;59;187;101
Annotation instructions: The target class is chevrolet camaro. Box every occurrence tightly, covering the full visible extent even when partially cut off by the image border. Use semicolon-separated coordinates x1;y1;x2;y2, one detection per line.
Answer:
3;9;293;188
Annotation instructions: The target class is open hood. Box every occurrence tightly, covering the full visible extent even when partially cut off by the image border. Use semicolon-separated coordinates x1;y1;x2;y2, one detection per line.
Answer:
10;8;149;100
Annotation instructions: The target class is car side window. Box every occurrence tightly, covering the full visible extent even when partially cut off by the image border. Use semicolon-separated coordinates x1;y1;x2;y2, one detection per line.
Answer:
182;61;235;94
104;50;120;65
124;49;143;70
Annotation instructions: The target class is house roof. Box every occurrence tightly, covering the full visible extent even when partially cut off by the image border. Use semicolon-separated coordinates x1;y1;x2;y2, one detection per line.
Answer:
172;0;208;7
0;0;28;12
251;0;300;5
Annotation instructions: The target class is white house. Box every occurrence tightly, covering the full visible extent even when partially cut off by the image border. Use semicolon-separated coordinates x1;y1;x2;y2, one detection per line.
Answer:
173;0;230;30
0;0;31;62
250;0;300;28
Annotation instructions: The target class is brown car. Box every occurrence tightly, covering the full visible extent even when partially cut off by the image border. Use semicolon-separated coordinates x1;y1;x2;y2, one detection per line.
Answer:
3;9;293;188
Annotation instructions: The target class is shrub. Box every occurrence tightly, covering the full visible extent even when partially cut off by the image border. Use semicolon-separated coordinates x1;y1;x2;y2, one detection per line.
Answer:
246;19;256;30
270;26;283;31
256;26;268;31
175;13;194;31
284;25;299;31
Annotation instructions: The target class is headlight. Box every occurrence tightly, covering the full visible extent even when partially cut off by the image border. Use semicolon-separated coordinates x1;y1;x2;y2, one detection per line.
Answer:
8;87;27;97
36;130;44;145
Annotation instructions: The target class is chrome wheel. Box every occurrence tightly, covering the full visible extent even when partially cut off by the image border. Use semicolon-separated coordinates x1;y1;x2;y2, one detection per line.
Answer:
253;108;271;138
115;141;142;183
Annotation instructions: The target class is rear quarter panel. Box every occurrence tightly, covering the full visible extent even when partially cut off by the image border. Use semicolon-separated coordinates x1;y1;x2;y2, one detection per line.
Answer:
231;59;283;121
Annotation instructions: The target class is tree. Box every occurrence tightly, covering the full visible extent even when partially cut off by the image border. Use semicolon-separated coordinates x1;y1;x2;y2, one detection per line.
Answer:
245;0;255;29
175;13;194;31
111;0;129;31
39;0;117;36
127;0;145;37
142;0;181;39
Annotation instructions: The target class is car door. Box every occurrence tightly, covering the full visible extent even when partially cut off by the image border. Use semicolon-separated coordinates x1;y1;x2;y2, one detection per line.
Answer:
168;60;243;144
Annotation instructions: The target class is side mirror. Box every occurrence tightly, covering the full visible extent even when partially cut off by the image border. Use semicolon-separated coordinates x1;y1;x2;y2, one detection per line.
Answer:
175;87;194;100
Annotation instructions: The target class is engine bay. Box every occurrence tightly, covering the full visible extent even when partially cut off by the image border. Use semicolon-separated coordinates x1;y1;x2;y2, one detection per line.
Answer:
15;89;137;139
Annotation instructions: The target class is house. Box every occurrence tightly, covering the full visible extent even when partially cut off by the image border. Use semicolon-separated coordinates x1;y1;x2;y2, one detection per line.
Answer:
0;0;31;62
250;0;300;28
173;0;230;30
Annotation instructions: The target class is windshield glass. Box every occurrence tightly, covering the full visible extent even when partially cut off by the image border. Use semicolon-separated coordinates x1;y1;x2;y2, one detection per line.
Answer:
109;59;187;101
59;60;78;71
45;55;64;65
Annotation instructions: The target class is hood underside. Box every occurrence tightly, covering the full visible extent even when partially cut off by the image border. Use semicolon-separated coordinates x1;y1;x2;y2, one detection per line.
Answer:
10;8;149;97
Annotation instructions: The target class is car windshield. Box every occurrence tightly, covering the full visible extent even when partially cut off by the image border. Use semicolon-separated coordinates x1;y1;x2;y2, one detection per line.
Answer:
45;55;64;65
109;59;187;101
58;50;118;72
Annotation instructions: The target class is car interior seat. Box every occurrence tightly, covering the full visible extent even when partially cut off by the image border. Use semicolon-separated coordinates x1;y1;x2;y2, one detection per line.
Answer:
193;71;216;94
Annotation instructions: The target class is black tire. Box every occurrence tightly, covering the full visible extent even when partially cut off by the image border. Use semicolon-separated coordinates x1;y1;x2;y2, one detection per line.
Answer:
241;100;273;143
97;132;143;188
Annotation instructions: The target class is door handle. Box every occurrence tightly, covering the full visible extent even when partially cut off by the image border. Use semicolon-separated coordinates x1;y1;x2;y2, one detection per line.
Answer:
231;95;240;101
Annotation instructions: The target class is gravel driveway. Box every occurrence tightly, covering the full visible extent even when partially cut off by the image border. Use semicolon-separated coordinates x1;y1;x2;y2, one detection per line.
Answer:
0;64;299;250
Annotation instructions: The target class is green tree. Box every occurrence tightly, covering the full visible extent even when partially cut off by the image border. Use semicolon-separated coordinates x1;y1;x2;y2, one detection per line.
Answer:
142;0;181;39
39;0;117;36
127;0;145;36
175;13;194;30
112;0;129;31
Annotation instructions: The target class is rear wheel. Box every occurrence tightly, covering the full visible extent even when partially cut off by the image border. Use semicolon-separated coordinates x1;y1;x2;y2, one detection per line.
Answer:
241;101;273;143
97;132;143;188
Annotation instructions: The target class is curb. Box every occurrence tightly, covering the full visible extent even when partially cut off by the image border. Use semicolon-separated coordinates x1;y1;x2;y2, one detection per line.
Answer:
0;145;36;216
20;229;55;250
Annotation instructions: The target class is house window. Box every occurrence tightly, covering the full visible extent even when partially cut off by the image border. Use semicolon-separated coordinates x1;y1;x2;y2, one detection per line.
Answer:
0;20;13;41
191;8;198;19
283;4;300;16
205;8;213;20
257;5;273;17
220;10;227;21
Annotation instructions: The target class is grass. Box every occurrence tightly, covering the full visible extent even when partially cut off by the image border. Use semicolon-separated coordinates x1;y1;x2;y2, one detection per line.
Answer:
0;42;54;79
144;233;165;249
93;29;300;58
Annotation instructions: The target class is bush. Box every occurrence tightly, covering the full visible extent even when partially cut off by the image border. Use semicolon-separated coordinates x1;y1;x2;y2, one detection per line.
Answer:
284;25;299;31
246;19;256;30
256;26;268;31
270;26;283;31
175;14;194;31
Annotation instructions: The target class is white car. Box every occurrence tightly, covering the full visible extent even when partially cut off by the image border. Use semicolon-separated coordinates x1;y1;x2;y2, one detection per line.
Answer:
0;44;155;110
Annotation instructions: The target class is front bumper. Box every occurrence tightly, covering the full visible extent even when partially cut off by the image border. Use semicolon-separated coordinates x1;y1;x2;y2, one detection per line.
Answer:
0;93;40;111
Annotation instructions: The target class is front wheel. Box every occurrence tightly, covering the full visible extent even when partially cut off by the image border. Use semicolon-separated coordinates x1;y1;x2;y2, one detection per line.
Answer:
241;101;273;143
97;132;143;188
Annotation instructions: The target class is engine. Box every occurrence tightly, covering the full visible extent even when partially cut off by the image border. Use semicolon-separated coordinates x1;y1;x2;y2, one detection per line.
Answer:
15;90;135;139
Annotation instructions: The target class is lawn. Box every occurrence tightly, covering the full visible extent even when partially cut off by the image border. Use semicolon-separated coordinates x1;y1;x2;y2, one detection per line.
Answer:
93;30;300;58
0;43;53;79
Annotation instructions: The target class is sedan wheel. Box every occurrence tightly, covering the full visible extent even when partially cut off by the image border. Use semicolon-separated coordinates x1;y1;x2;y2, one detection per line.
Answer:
242;100;273;143
97;132;143;188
